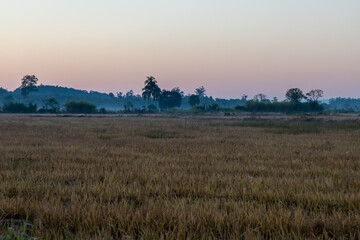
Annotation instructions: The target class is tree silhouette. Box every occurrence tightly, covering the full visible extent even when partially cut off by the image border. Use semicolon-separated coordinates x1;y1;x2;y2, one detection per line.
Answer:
171;87;184;97
43;98;59;112
116;92;123;98
142;76;161;102
253;93;267;102
159;89;182;110
188;94;200;108
126;90;134;98
285;88;306;102
306;89;324;102
195;86;206;98
21;75;38;99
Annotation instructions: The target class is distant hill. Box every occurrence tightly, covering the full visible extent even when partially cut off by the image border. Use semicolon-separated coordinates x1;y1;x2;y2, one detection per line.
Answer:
1;85;130;110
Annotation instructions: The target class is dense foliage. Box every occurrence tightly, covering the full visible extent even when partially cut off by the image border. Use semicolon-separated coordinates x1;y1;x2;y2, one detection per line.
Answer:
159;90;182;110
238;101;324;113
2;102;37;113
65;101;97;113
188;94;200;107
327;98;360;111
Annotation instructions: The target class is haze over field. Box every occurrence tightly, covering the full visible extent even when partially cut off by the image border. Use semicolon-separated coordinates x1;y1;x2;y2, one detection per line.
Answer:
1;0;360;98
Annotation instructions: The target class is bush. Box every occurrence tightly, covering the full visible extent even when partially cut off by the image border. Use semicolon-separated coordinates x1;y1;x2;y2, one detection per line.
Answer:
99;108;107;114
208;104;220;111
235;105;246;111
2;102;37;113
147;104;158;112
65;101;96;113
193;105;206;111
243;101;323;113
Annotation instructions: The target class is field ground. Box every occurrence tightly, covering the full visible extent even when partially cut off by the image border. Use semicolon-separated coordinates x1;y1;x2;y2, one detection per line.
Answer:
0;114;359;239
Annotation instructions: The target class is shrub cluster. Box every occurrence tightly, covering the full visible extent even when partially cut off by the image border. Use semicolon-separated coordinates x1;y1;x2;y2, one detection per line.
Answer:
236;101;323;113
65;101;97;113
2;103;37;113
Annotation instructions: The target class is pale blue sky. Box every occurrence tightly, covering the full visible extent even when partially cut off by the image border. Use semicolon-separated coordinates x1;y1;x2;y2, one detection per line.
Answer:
0;0;359;98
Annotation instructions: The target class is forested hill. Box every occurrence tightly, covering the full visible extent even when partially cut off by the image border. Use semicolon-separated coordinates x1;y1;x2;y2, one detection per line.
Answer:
0;85;137;110
0;85;246;110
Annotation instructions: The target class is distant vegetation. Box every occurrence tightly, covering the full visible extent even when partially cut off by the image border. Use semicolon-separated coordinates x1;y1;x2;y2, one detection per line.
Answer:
238;101;323;113
328;98;360;112
65;101;97;114
2;102;38;113
0;75;359;114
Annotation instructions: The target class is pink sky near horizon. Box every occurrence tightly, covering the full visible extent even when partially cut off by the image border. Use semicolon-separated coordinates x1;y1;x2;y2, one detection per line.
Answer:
0;0;359;99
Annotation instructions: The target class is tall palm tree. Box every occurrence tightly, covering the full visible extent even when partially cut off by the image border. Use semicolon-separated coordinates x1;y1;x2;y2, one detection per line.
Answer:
142;76;161;103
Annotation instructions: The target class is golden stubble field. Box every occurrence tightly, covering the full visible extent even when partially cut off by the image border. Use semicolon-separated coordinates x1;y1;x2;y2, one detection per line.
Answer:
0;114;359;239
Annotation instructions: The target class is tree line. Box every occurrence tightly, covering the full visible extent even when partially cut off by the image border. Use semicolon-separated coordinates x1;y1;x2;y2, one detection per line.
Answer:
139;76;324;113
0;74;337;114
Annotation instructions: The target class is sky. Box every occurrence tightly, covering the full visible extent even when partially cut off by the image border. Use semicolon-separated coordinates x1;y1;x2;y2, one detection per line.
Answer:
0;0;359;99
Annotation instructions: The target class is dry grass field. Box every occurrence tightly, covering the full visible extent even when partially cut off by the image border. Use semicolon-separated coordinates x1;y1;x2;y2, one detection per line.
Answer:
0;114;359;239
